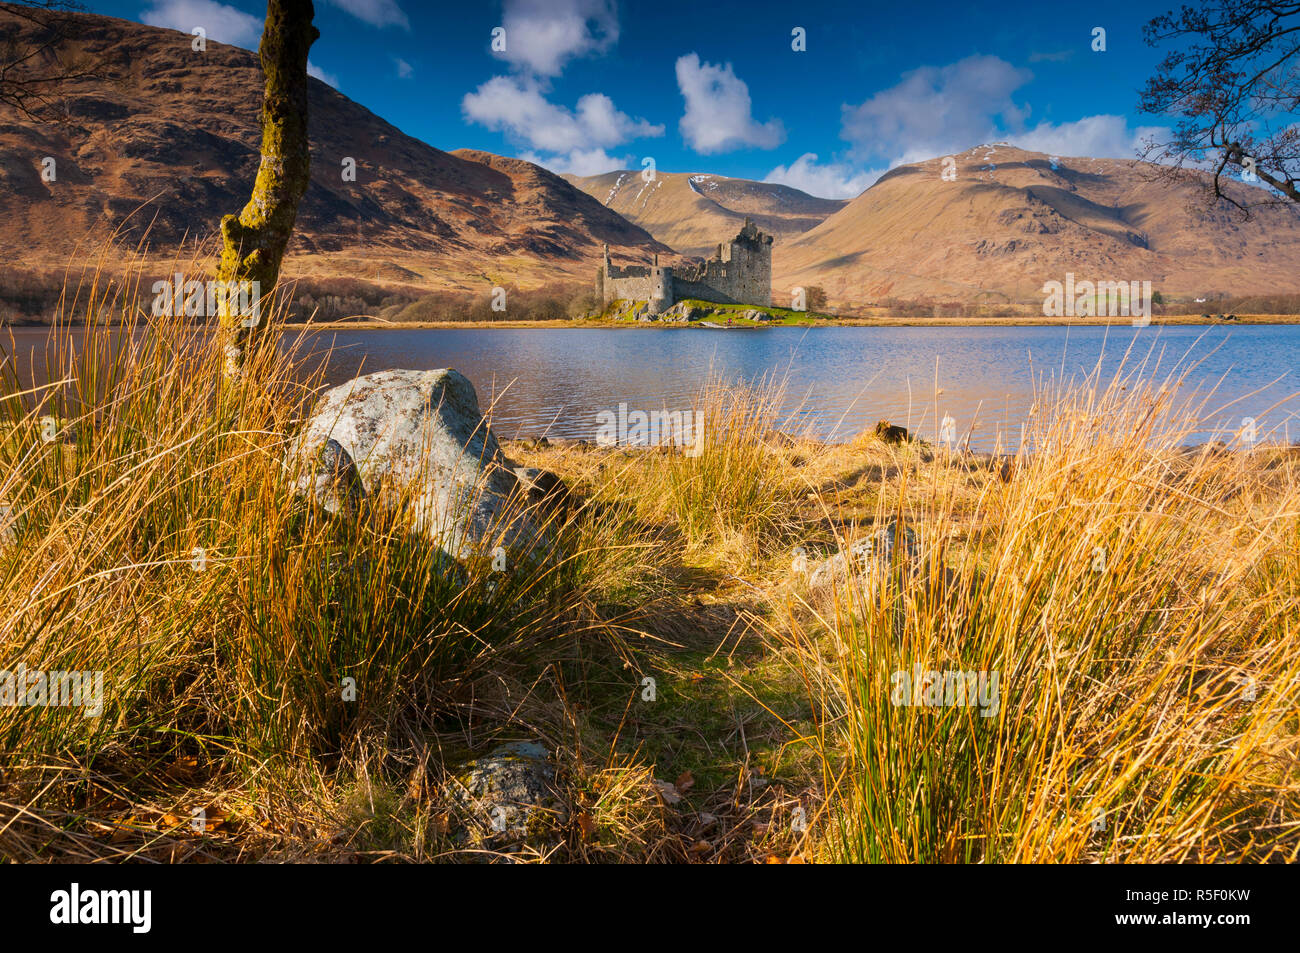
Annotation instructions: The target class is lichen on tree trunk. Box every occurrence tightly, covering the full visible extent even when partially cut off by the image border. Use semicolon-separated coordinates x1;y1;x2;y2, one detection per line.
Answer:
216;0;318;374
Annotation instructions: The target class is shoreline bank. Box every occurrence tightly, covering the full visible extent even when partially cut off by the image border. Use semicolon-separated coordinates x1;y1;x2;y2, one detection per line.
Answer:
283;314;1300;330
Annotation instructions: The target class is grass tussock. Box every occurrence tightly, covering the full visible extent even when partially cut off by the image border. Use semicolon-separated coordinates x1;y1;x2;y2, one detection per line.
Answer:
783;360;1300;863
600;374;807;567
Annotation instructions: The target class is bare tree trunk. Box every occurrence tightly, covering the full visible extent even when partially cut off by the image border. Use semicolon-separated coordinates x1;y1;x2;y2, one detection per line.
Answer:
216;0;317;375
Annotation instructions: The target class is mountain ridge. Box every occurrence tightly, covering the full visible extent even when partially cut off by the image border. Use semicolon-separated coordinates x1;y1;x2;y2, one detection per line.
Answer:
773;144;1300;307
563;169;845;257
0;7;670;299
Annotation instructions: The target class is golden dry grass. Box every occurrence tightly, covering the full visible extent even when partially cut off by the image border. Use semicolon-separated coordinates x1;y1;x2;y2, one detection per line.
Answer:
1;263;1295;863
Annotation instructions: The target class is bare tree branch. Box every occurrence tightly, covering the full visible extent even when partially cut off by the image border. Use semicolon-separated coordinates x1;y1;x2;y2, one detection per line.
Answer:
1140;0;1300;216
0;1;102;123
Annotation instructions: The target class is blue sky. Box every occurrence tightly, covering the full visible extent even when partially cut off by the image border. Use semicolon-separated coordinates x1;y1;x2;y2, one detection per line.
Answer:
83;0;1179;197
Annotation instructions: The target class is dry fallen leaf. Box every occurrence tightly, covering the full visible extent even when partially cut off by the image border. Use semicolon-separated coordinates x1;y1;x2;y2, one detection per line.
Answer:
165;755;199;781
576;810;595;840
109;819;137;843
674;770;696;794
652;779;681;805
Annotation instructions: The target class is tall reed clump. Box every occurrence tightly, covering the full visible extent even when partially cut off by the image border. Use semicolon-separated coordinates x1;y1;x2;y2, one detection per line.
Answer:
0;258;588;856
789;359;1299;863
620;374;804;562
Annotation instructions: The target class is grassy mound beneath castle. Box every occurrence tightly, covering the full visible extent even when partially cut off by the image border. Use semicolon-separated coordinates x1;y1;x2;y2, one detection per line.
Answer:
603;297;834;324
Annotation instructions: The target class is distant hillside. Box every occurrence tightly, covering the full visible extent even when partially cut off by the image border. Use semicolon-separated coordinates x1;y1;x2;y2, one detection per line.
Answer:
0;6;669;307
564;170;844;256
774;144;1300;307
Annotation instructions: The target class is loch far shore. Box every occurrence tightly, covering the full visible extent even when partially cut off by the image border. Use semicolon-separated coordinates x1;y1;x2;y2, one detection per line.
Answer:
287;312;1300;330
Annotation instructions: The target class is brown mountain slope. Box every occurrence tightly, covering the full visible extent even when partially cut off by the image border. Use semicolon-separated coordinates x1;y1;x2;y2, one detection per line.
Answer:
0;7;668;297
774;144;1300;307
564;170;844;256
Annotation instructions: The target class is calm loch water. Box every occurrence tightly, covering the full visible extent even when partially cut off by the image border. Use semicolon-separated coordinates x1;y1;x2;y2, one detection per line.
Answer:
6;323;1299;451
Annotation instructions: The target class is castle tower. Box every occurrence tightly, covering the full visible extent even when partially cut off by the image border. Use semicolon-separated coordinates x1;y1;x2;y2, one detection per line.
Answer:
649;252;672;313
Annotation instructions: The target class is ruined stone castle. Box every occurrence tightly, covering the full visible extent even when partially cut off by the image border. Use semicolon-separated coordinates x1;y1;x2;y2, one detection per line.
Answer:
596;218;773;314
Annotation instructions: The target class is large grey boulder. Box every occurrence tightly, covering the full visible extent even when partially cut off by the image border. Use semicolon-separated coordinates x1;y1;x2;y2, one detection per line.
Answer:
287;368;529;557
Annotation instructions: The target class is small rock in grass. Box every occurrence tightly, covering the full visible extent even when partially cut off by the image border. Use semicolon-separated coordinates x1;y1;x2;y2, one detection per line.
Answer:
446;741;566;852
874;420;910;444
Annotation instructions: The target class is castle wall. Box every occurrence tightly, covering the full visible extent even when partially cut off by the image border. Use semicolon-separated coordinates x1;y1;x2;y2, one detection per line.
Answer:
602;264;672;312
672;220;772;307
671;277;739;304
672;245;770;306
605;273;656;303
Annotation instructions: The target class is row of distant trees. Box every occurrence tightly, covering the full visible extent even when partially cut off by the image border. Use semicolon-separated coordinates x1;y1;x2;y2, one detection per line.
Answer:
11;273;1300;325
373;284;598;324
830;293;1300;319
0;272;598;325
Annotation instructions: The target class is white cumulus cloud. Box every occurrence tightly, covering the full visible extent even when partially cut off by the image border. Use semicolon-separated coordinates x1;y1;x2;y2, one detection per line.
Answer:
800;54;1172;197
463;75;662;153
520;147;628;177
465;3;655;176
140;0;262;48
307;61;340;88
676;53;785;154
841;54;1032;164
494;0;618;77
764;153;881;199
319;0;409;30
1006;115;1169;160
